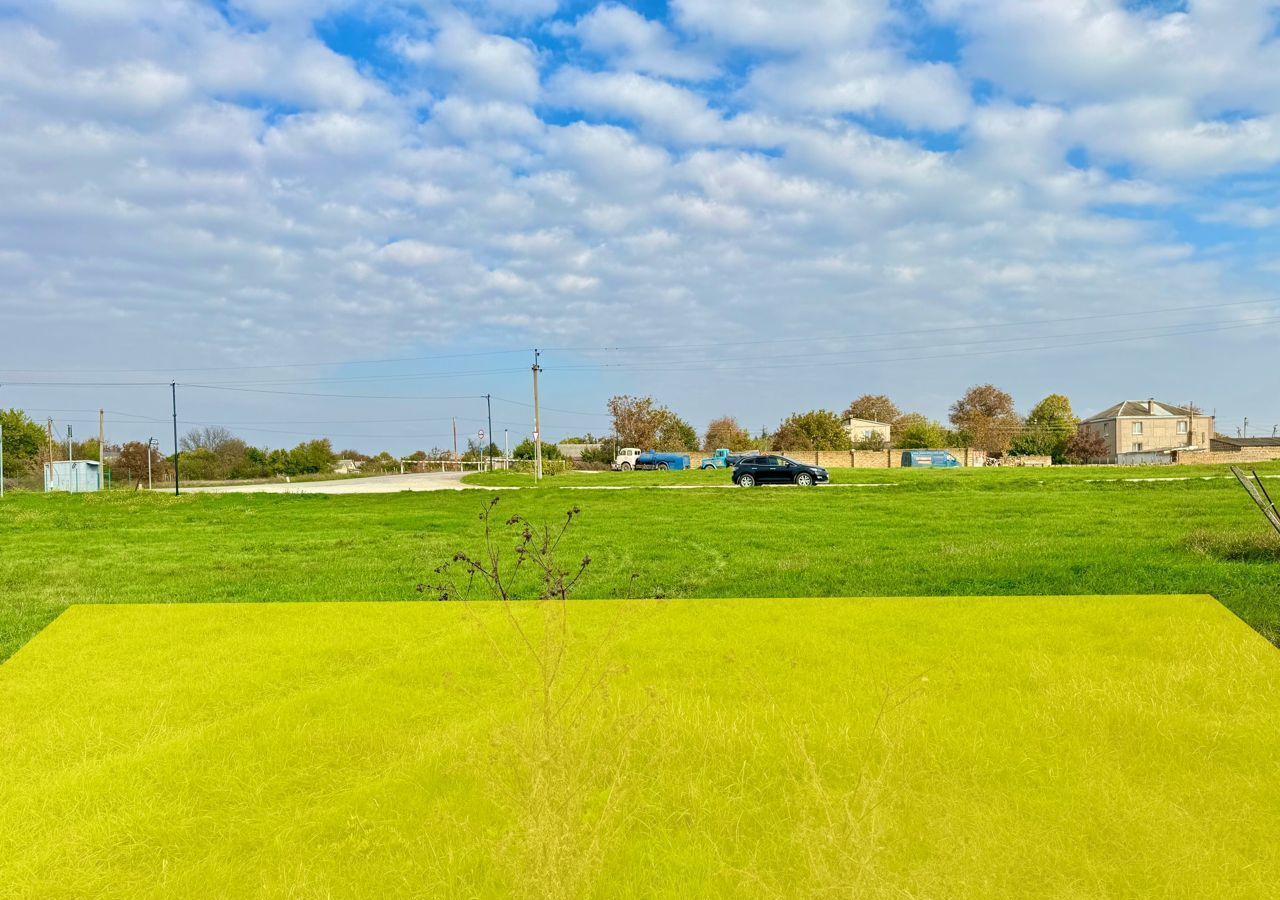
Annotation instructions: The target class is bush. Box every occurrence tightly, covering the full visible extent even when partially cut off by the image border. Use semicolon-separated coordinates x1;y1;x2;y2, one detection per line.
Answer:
1061;429;1109;465
513;439;562;461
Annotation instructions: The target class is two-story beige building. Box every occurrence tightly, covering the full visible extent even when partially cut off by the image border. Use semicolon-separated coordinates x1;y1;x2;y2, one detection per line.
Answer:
845;417;892;446
1079;400;1214;461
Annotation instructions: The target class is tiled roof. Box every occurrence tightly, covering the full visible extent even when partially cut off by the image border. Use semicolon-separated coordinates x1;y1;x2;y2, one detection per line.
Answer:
1083;400;1203;422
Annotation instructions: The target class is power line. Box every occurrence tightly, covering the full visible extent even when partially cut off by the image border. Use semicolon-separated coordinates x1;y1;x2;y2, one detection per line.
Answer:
545;316;1280;376
1;297;1274;377
182;385;490;400
537;297;1279;354
0;348;534;376
547;316;1280;370
491;395;611;418
180;366;528;386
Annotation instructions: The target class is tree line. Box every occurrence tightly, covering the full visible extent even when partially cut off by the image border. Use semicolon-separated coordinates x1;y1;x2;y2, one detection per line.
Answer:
601;387;1108;465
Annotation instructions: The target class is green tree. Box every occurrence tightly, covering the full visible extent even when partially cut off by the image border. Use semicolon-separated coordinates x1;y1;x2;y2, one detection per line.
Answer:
607;395;666;448
771;410;853;451
949;384;1022;454
656;412;699;451
579;443;617;466
852;432;888;451
893;413;952;449
842;394;901;425
267;448;292;475
178;447;220;480
1010;394;1079;462
462;439;502;462
0;409;47;473
512;439;562;461
288;439;335;474
703;416;750;451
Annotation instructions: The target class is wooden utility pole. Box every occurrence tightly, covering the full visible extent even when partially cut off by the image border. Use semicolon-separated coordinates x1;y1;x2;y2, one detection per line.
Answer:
47;417;54;464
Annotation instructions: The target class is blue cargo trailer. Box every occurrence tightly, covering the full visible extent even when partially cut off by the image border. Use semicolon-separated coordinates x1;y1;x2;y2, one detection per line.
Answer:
635;451;692;471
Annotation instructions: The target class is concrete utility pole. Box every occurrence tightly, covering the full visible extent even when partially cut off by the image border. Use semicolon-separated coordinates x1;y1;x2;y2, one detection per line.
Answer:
98;409;105;482
1243;417;1249;439
171;382;180;496
485;394;494;472
452;417;458;464
532;349;543;482
147;437;155;490
46;417;53;464
505;428;509;468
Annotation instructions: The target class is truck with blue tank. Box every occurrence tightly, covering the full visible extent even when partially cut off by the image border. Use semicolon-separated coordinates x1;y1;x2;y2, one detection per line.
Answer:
635;450;692;471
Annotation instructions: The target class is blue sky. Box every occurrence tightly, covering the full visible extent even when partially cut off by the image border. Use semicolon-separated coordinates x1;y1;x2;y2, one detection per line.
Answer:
1;0;1278;451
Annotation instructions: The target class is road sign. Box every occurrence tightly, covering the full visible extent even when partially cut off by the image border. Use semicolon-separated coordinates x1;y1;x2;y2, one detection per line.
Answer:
478;429;485;441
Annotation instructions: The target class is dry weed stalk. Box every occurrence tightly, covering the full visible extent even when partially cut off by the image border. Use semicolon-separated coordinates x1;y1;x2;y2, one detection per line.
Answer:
422;497;649;899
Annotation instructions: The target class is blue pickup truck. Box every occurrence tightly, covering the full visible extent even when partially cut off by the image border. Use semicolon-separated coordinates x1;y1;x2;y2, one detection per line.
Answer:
635;450;693;471
699;448;755;469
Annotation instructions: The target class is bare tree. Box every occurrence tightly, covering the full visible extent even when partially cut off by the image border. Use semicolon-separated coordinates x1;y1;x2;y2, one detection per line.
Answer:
180;425;236;453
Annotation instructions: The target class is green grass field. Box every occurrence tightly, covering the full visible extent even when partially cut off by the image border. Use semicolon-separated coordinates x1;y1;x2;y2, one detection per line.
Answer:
2;596;1277;898
3;462;1280;661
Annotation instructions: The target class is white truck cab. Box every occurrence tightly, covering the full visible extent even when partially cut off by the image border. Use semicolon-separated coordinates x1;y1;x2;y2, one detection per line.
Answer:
612;447;642;470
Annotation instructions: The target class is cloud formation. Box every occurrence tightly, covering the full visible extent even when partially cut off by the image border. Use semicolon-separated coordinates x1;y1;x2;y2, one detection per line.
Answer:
1;0;1277;445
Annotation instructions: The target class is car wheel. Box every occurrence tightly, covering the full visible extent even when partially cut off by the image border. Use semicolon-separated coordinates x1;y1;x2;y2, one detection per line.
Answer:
658;462;669;470
796;472;814;486
738;474;755;487
702;464;713;470
621;463;632;471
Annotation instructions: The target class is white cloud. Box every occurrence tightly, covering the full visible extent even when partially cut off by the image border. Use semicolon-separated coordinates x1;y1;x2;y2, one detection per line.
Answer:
393;18;540;102
747;52;971;131
932;0;1280;109
377;240;459;267
1200;202;1280;229
1067;99;1280;176
545;123;671;193
570;3;717;80
2;0;1278;444
673;0;889;50
549;68;723;144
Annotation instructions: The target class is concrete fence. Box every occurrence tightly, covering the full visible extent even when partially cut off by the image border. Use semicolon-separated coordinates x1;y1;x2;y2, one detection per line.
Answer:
757;448;988;469
1170;448;1280;466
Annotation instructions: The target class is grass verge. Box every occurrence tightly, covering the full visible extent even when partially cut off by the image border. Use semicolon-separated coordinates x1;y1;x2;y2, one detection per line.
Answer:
3;462;1280;661
2;596;1276;898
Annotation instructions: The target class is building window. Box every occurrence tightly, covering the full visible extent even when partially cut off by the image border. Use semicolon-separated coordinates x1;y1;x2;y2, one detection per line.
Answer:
1134;443;1143;452
1178;421;1188;434
1132;422;1143;435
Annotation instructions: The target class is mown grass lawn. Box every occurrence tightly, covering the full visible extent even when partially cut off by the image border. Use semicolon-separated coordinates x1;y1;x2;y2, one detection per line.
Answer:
2;596;1277;898
2;462;1280;661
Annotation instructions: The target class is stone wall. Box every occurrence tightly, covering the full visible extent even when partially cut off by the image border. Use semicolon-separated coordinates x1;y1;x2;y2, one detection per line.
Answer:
768;448;987;469
1171;448;1280;466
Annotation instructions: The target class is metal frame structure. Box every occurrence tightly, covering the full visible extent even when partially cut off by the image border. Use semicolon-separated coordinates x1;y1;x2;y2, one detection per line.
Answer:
1230;466;1280;535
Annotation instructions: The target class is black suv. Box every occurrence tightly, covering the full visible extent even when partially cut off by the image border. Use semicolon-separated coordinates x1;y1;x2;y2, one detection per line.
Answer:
732;455;829;487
